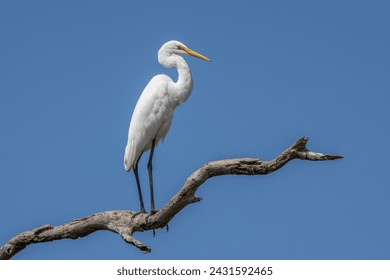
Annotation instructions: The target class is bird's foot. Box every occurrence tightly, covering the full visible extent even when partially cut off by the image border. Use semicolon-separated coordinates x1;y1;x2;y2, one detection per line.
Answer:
133;211;146;218
139;205;146;214
150;209;158;215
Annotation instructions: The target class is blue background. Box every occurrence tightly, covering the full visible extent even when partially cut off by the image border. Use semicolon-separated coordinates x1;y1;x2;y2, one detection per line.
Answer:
1;0;389;259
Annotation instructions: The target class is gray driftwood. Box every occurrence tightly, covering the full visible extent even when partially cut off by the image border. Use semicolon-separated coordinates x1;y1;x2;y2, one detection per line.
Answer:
0;137;342;259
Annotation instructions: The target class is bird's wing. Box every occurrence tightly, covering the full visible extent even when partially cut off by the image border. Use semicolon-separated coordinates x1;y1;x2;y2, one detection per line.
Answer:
124;75;173;171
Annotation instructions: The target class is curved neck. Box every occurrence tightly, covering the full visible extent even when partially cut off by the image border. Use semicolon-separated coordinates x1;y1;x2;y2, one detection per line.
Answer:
161;54;193;108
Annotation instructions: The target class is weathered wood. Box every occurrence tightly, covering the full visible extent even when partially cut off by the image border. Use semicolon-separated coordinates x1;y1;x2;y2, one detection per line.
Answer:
0;137;342;259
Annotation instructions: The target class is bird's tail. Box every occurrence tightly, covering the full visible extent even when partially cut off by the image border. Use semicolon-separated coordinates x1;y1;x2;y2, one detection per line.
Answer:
124;144;133;172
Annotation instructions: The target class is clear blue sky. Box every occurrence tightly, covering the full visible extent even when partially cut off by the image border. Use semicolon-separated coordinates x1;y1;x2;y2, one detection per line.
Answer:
1;0;389;260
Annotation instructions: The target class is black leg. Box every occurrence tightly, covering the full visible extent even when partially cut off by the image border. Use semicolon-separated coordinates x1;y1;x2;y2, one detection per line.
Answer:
147;138;157;213
133;155;146;213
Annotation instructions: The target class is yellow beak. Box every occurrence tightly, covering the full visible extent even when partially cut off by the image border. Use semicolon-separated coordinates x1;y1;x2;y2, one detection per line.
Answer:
182;46;211;62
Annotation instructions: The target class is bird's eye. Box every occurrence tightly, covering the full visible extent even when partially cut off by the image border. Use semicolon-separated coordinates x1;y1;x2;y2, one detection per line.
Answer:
177;45;184;50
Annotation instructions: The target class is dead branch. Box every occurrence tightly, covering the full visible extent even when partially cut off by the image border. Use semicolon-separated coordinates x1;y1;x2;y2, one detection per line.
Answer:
0;137;342;259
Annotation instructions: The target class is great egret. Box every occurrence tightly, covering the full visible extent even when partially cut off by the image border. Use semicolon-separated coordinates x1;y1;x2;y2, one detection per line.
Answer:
124;40;210;213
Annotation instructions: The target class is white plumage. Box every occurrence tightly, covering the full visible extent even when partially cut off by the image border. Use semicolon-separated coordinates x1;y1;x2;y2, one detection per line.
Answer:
124;40;210;213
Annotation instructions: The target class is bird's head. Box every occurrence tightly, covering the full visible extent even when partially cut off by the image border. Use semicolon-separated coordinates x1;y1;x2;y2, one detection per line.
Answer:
158;40;211;66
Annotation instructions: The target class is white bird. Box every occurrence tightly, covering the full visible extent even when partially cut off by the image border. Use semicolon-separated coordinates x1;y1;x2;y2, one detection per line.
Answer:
124;40;210;213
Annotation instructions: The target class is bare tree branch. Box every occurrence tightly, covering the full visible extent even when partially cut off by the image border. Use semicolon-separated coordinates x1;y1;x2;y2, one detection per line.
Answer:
0;137;342;260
